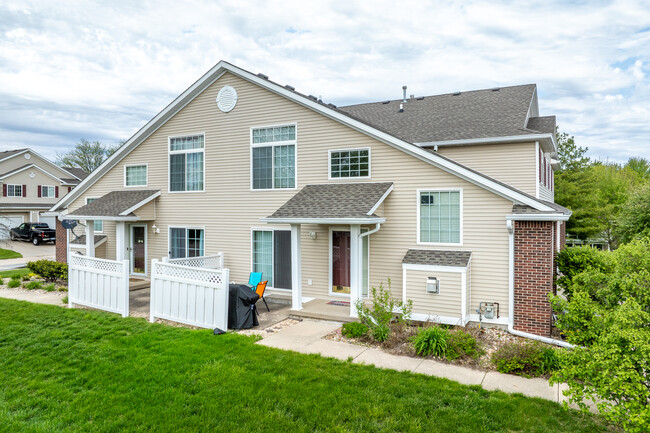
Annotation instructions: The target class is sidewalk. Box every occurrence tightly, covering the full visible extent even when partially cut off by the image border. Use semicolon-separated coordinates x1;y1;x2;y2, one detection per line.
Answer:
0;288;65;306
258;319;573;405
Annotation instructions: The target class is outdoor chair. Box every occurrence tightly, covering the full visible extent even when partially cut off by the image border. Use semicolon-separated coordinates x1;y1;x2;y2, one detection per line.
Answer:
255;281;269;313
248;272;262;288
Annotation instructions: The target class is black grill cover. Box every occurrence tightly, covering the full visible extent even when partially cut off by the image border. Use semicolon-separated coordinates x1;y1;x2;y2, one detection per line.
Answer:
228;284;260;329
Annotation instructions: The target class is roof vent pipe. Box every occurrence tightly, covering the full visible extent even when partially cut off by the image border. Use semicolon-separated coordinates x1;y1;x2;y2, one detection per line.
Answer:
402;85;407;103
399;103;404;113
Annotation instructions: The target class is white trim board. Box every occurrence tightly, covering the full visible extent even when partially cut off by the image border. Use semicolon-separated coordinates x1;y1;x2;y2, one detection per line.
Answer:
0;163;64;183
50;61;556;214
0;149;81;181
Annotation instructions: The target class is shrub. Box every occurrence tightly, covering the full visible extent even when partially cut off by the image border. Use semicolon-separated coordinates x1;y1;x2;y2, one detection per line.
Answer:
341;322;368;338
411;326;450;357
27;260;68;282
491;341;558;377
7;279;21;288
61;295;68;304
43;283;56;292
446;329;482;361
24;281;42;290
21;275;31;281
355;279;413;343
555;246;610;298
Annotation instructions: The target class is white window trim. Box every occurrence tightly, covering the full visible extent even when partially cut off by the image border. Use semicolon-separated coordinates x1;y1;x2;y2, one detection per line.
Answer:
85;197;103;233
124;163;149;188
327;226;370;298
41;185;56;198
250;227;291;291
249;123;298;191
327;147;371;180
167;133;206;194
167;226;206;258
6;184;23;197
416;188;464;246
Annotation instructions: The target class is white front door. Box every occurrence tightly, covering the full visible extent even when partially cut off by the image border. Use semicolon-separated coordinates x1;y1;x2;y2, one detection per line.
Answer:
129;224;147;275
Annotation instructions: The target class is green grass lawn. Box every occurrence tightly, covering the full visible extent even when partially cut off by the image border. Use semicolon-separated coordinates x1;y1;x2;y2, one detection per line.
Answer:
0;268;30;279
0;300;614;433
0;248;22;260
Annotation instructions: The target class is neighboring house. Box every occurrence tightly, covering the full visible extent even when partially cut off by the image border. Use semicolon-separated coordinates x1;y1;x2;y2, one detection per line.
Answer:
0;148;86;237
49;61;570;338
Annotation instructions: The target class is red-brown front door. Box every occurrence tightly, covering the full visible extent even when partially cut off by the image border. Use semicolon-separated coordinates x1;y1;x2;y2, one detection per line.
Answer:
332;230;351;294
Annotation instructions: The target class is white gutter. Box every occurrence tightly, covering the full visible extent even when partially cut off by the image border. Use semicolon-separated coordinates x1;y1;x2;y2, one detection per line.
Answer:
416;133;557;153
506;220;573;348
260;217;386;225
359;222;381;240
506;213;570;222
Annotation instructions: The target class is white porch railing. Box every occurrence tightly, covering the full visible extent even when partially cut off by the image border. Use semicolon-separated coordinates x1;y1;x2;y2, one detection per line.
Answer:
68;254;130;317
163;253;224;270
150;259;230;330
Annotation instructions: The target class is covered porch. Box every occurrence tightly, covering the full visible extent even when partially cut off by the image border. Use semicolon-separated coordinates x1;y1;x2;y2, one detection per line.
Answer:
262;182;393;318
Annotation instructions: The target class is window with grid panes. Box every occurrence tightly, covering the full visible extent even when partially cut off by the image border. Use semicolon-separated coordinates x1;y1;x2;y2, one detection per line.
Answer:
251;125;295;189
169;135;204;192
126;165;147;186
419;191;461;244
330;149;369;178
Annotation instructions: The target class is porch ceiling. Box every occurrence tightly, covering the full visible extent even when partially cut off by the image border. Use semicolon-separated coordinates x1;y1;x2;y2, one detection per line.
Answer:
66;190;160;220
262;182;393;224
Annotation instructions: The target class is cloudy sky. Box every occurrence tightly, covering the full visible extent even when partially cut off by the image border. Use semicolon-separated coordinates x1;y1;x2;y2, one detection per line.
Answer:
1;0;649;163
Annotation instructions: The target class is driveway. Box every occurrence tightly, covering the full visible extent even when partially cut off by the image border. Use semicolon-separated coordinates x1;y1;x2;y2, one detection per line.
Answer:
0;239;55;270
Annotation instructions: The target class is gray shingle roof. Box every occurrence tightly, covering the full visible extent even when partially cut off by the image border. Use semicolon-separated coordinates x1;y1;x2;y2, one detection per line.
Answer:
69;190;160;217
266;182;393;220
0;149;28;160
512;202;571;216
70;234;107;246
62;167;89;180
338;85;538;143
402;249;472;267
526;116;556;134
60;178;81;185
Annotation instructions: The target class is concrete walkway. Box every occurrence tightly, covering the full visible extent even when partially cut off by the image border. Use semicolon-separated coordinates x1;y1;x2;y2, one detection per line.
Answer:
0;288;65;305
0;240;55;270
258;319;572;405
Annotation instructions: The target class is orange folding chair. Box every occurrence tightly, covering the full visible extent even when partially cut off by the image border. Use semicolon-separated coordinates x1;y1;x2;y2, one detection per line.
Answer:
255;280;270;312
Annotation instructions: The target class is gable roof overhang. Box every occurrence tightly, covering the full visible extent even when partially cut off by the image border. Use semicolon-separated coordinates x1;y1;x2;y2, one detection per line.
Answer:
64;189;160;221
0;149;81;181
416;133;557;156
0;163;66;183
49;61;556;214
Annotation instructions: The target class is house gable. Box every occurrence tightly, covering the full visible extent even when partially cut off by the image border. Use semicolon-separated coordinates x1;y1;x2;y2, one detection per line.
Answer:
51;61;556;214
0;149;80;182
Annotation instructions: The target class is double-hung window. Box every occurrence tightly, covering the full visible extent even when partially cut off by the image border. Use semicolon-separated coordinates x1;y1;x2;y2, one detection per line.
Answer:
41;185;56;198
125;164;147;187
251;124;296;189
85;198;102;232
418;190;461;244
6;184;22;197
169;227;205;259
330;148;370;178
169;135;204;192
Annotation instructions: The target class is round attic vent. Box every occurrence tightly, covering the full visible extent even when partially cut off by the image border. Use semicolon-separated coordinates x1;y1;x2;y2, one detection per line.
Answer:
24;153;31;160
216;86;238;112
29;171;35;178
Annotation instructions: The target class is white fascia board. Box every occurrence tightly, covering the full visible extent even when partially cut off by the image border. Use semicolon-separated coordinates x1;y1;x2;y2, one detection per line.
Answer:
416;133;556;151
118;191;161;216
366;184;394;215
52;60;554;214
63;215;141;222
0;205;49;210
505;213;570;222
0;149;29;164
402;263;467;273
25;149;83;180
260;217;386;225
0;164;64;183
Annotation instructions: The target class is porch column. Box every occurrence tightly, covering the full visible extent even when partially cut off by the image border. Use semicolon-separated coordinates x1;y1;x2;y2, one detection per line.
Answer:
349;224;361;317
85;220;95;257
290;224;302;310
115;221;126;261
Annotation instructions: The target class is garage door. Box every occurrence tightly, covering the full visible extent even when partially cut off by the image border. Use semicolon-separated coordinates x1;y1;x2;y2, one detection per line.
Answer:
0;215;24;239
39;214;56;229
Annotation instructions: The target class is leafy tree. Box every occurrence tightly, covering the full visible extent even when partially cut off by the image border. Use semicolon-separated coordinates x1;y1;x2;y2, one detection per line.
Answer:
617;184;650;244
550;239;650;432
56;139;118;173
556;128;590;172
625;157;650;181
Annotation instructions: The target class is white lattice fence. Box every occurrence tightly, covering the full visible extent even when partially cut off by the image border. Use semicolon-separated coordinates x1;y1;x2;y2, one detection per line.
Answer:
150;259;230;330
68;255;130;317
164;253;224;269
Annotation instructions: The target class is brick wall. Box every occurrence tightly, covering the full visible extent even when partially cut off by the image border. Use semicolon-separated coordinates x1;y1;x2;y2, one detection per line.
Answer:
55;218;67;263
513;220;554;337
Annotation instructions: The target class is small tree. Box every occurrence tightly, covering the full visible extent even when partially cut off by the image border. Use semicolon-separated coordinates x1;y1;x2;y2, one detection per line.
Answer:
56;139;121;173
617;184;650;244
556;128;590;172
355;279;412;342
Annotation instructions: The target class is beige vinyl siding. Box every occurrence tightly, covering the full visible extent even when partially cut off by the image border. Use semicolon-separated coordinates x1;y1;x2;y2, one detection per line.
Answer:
0;153;75;181
2;170;62;204
539;184;554;202
437;143;537;196
67;71;514;318
405;269;462;320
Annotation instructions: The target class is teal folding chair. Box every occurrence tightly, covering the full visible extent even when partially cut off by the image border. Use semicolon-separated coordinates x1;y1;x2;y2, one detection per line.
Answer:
248;272;262;289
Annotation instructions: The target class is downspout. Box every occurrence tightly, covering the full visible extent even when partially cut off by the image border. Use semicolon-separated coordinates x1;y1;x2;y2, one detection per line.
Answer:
507;219;573;348
358;223;381;302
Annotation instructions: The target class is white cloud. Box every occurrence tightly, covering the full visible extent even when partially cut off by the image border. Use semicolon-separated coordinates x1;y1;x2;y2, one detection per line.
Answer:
0;0;649;163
